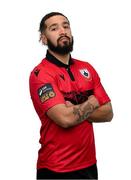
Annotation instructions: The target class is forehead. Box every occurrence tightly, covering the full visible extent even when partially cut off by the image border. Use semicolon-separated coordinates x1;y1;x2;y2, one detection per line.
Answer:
45;15;69;27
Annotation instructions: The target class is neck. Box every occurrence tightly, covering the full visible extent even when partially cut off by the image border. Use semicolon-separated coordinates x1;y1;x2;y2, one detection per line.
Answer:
48;49;70;65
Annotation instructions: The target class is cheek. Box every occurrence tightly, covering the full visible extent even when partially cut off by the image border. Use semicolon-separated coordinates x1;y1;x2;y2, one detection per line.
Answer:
67;29;72;37
48;35;58;45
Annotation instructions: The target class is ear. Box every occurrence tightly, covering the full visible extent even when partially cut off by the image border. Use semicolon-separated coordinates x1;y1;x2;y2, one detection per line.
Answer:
41;33;47;45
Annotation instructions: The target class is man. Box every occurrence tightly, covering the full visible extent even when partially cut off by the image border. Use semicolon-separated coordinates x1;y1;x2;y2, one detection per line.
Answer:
29;12;113;179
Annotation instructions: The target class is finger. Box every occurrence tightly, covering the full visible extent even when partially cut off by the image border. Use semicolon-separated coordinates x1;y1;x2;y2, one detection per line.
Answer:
65;101;74;107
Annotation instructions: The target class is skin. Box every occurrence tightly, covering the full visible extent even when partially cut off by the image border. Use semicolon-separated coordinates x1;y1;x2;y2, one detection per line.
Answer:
41;15;72;64
41;15;113;128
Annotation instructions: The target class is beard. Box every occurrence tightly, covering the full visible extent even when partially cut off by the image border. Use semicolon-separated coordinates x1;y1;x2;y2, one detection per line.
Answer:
47;36;74;55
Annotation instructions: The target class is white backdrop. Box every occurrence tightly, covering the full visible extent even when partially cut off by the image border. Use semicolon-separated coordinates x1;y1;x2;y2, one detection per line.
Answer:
0;0;131;179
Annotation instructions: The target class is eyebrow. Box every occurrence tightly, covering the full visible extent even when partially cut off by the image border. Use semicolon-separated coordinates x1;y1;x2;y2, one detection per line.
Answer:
63;21;70;26
48;23;57;30
48;21;70;30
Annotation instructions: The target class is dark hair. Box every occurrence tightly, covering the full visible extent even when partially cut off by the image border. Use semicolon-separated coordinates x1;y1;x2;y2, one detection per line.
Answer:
39;12;69;33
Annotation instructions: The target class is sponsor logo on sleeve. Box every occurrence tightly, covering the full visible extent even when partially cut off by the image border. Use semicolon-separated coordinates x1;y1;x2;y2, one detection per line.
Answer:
38;83;56;103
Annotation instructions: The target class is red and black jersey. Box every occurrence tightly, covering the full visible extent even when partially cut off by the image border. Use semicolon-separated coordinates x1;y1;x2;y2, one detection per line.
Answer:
29;51;110;172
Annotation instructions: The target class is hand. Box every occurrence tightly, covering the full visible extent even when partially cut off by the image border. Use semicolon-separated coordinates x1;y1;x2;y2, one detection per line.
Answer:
88;95;100;110
65;101;74;107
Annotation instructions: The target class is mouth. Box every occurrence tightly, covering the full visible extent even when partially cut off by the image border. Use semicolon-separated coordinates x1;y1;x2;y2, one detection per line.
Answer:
58;36;70;42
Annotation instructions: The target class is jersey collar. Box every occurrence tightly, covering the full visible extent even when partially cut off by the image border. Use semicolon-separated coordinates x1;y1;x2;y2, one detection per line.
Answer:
45;50;74;68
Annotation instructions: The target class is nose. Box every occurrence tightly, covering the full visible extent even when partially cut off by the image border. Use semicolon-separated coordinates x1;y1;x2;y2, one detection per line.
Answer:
59;27;66;36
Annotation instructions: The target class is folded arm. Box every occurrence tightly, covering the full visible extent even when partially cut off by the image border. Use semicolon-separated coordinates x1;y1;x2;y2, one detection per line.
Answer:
47;95;101;128
87;101;113;123
47;95;113;128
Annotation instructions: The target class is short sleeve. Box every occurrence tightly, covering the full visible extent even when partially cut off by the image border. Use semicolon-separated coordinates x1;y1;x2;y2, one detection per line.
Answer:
29;73;65;115
90;66;110;105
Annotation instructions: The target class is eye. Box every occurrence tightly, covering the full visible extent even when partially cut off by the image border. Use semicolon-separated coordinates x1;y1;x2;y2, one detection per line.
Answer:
63;25;70;29
50;25;58;31
51;27;57;31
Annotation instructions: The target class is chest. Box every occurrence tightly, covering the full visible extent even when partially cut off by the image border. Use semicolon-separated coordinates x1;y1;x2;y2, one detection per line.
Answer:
55;66;94;104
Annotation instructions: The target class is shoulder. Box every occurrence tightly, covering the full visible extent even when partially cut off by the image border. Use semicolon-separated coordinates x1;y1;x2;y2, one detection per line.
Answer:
72;58;96;71
29;58;55;84
72;58;100;81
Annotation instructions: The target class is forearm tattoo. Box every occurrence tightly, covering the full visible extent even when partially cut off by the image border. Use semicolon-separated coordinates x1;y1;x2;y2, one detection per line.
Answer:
73;107;83;122
73;102;94;122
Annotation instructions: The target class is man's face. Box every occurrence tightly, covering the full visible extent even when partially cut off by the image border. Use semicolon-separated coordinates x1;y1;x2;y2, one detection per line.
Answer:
41;15;73;54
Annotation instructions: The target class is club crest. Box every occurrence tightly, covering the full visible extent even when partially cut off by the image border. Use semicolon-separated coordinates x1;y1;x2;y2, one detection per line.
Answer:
79;69;90;78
